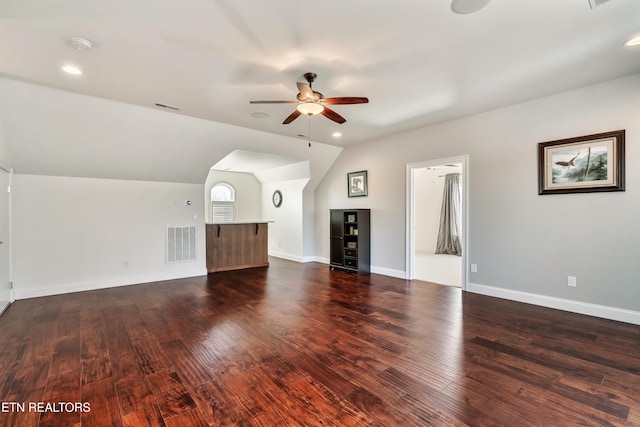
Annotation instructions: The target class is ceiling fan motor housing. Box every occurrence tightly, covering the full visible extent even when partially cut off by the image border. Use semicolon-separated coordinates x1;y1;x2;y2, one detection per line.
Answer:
297;91;322;102
249;72;368;125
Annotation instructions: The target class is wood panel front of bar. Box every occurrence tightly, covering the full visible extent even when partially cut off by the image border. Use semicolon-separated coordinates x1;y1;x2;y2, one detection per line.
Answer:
205;223;269;273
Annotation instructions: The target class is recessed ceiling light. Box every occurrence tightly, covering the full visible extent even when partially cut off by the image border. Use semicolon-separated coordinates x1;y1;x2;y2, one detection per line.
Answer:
62;65;82;75
451;0;491;14
332;132;342;138
624;35;640;47
250;112;269;119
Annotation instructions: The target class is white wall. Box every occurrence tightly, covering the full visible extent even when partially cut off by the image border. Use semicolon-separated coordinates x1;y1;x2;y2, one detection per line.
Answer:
414;168;445;253
315;73;640;322
205;167;313;262
0;118;13;305
0;117;10;165
414;165;463;253
13;175;206;298
302;189;315;259
258;161;313;262
263;179;309;262
204;170;262;223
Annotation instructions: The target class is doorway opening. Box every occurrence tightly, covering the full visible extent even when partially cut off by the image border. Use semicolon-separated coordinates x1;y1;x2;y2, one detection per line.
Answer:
406;155;467;288
0;163;12;315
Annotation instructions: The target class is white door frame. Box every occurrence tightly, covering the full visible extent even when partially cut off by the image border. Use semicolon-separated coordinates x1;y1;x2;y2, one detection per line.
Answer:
406;155;469;289
0;160;13;314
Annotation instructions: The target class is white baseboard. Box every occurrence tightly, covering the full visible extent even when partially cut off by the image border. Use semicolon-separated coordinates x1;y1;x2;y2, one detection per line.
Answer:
467;282;640;326
274;255;405;279
15;268;208;300
371;265;406;279
303;256;406;278
268;251;318;263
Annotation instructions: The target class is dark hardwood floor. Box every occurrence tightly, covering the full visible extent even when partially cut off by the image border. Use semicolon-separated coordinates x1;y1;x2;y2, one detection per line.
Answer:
1;258;639;426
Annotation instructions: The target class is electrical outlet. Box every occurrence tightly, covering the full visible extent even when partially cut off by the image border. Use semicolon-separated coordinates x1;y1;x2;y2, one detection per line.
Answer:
568;276;576;287
470;264;478;273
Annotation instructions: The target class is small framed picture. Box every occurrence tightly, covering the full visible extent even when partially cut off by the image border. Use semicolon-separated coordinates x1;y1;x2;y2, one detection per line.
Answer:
347;170;368;197
538;130;625;195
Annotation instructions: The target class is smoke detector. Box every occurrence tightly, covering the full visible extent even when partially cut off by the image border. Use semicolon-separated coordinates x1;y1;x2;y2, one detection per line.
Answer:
451;0;491;14
70;37;93;51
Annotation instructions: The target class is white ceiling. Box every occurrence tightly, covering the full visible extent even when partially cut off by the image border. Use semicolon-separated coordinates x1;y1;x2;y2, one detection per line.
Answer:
211;150;303;173
0;0;639;181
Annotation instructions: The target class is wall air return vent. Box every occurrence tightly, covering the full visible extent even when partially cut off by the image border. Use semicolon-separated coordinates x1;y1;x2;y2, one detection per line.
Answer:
166;225;197;263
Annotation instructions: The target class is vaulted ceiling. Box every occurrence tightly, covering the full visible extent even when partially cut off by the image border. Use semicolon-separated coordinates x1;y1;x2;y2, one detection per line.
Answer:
0;0;639;183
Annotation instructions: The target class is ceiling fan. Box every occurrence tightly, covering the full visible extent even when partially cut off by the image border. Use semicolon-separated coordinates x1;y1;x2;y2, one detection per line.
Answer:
249;72;368;125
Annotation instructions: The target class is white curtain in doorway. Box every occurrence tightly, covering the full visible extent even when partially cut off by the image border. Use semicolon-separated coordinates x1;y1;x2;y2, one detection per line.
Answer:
435;173;462;256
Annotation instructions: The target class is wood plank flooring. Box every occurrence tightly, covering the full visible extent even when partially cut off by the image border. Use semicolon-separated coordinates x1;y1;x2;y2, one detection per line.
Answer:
1;257;639;426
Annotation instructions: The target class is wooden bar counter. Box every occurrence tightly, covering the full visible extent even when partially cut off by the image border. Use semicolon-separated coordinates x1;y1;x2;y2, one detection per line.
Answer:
205;222;269;273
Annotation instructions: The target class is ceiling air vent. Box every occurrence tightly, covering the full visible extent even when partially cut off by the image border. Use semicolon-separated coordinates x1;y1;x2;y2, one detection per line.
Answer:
588;0;612;8
70;37;93;51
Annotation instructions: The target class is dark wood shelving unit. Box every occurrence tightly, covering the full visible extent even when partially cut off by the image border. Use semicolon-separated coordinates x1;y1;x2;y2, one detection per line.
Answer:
330;209;370;274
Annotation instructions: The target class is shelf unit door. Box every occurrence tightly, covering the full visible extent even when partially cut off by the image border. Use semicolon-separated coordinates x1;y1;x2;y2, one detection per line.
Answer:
329;210;344;266
350;209;370;273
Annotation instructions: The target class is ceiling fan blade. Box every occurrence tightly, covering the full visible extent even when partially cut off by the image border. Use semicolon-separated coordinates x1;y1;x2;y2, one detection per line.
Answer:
322;97;369;105
282;109;302;124
250;100;297;104
321;107;346;124
296;82;314;101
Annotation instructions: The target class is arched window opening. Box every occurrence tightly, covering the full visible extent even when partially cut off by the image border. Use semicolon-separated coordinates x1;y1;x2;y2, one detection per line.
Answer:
211;183;235;223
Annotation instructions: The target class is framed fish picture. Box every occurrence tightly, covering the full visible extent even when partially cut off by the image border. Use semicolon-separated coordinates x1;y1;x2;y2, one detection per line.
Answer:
538;130;625;195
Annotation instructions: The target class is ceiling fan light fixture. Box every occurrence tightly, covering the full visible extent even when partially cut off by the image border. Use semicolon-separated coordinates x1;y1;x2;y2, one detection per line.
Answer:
250;73;363;124
296;102;324;116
